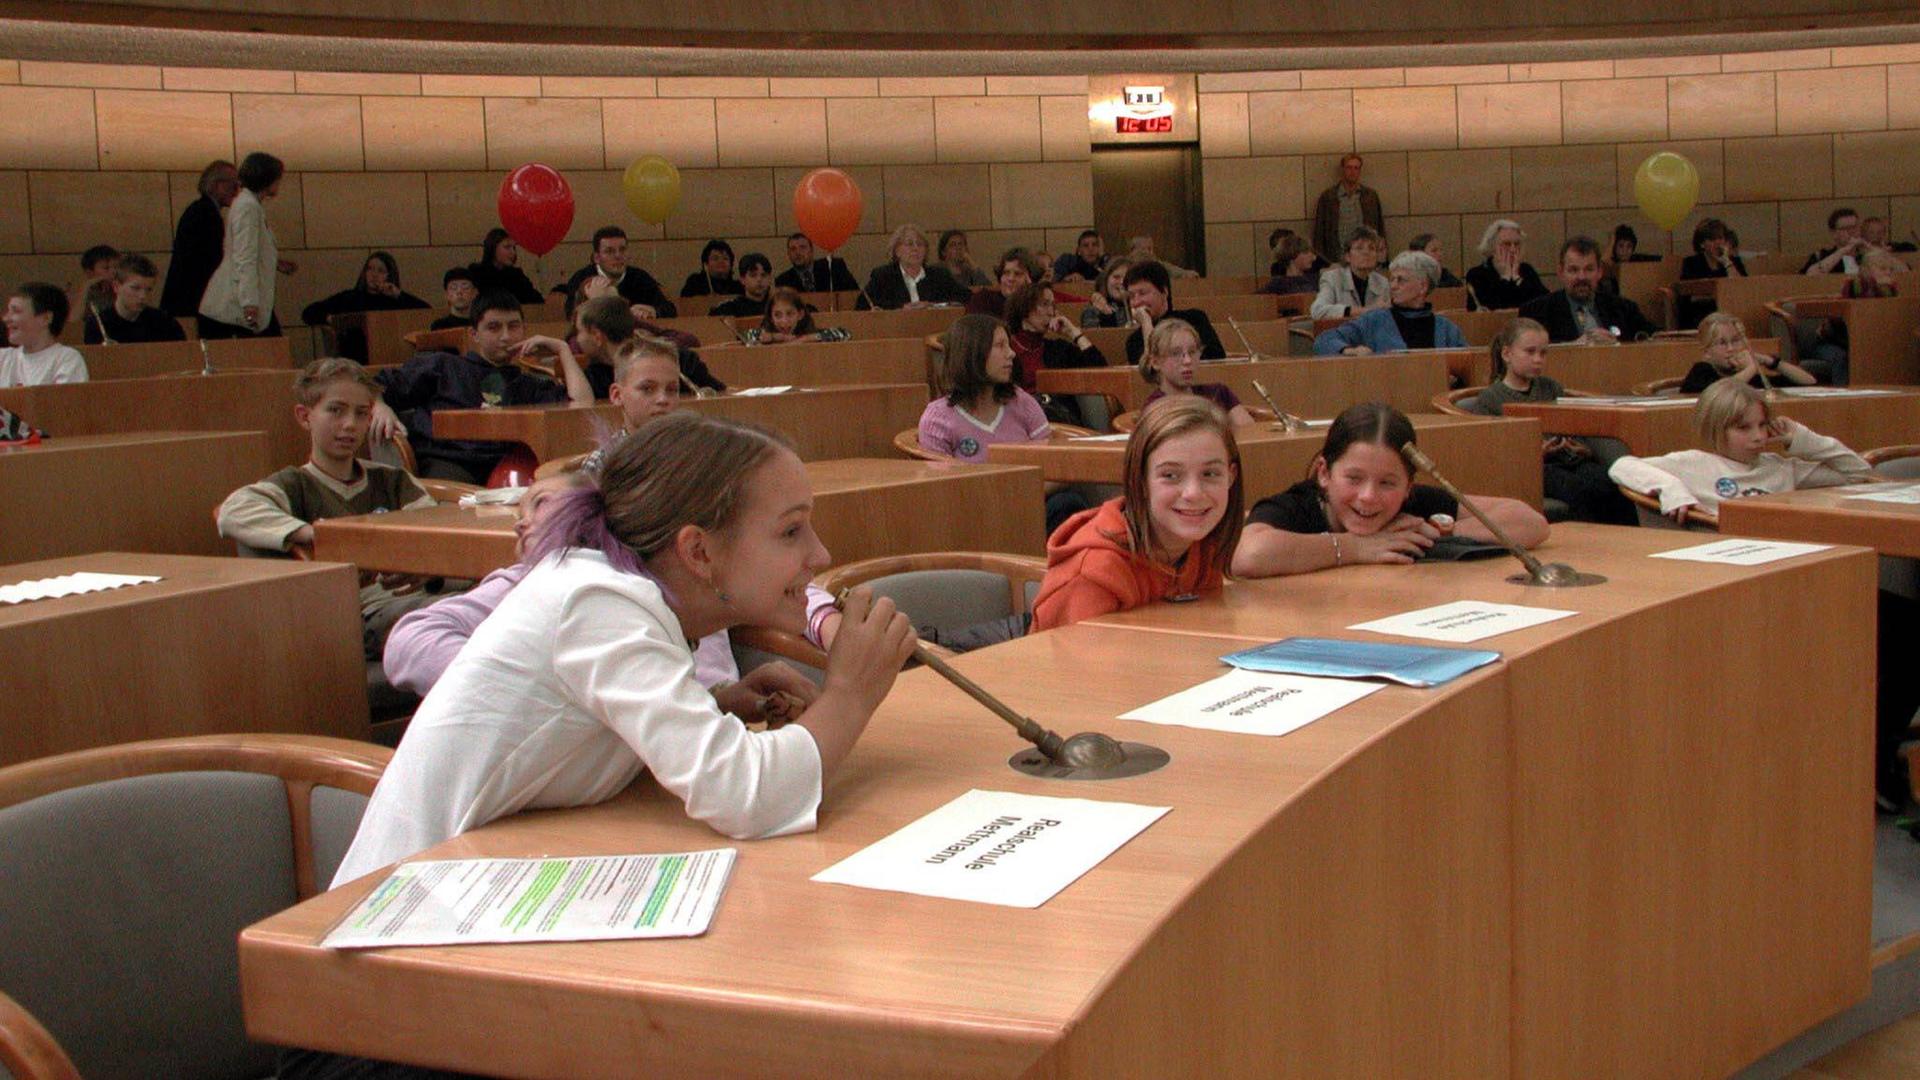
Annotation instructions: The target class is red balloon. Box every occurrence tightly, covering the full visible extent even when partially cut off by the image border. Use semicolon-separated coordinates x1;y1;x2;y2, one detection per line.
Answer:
487;445;540;489
497;164;575;257
793;168;864;253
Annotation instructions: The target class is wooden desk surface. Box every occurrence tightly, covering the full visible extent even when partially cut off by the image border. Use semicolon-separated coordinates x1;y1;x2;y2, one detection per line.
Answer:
428;384;931;463
240;525;1874;1079
988;413;1545;507
312;458;1046;577
0;552;368;764
1448;337;1777;393
0;368;307;466
79;336;295;381
0;430;271;564
1506;387;1920;456
1716;483;1920;558
1035;353;1454;416
700;337;930;390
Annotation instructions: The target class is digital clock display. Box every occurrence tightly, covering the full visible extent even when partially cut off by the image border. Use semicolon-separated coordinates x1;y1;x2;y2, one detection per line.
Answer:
1115;115;1174;134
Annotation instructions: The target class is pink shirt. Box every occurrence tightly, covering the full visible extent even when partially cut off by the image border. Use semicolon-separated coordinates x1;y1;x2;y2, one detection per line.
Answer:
916;389;1051;463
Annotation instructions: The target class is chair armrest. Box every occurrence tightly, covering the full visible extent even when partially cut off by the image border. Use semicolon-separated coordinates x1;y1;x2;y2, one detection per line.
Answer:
731;626;828;671
0;987;83;1080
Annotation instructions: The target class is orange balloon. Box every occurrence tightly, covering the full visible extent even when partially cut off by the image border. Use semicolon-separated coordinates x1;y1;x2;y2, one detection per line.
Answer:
793;168;864;252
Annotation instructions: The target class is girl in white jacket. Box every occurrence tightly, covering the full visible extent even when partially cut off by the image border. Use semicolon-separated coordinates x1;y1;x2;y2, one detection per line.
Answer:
1608;377;1872;524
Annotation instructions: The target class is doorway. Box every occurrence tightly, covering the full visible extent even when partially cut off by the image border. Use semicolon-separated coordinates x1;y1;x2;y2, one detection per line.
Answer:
1091;145;1205;275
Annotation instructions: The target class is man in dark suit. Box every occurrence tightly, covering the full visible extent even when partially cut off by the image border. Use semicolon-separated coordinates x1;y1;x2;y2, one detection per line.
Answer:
160;160;237;318
1519;236;1656;345
774;233;859;293
556;226;677;318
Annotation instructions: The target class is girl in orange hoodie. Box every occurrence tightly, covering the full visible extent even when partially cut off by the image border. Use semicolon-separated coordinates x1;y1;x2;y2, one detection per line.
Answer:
1032;396;1245;630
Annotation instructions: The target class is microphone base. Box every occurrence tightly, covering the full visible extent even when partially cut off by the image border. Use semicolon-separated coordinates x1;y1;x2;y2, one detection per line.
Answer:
1009;741;1170;780
1507;567;1608;587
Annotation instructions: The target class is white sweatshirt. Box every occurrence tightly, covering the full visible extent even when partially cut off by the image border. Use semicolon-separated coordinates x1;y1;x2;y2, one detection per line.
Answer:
1607;425;1873;515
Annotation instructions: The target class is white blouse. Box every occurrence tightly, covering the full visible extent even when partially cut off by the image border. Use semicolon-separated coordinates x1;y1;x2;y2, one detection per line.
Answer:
333;549;822;886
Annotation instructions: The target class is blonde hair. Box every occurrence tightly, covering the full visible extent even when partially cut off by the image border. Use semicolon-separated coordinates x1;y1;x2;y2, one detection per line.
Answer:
1120;396;1243;577
1696;311;1746;349
292;357;379;406
612;334;680;382
887;223;928;263
1693;377;1767;454
1139;317;1199;387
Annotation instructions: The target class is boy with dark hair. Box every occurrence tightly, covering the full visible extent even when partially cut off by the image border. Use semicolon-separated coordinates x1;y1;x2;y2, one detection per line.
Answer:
84;253;187;344
432;267;478;330
0;282;86;386
556;225;676;317
1121;261;1226;365
573;292;639;398
73;245;120;320
368;292;593;483
710;252;774;318
217;357;441;656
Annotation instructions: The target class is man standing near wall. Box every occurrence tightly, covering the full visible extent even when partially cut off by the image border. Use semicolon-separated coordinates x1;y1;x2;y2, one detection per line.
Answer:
1311;154;1384;265
161;160;237;319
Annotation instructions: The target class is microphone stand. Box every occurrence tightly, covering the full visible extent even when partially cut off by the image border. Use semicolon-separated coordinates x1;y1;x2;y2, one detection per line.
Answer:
1402;444;1605;587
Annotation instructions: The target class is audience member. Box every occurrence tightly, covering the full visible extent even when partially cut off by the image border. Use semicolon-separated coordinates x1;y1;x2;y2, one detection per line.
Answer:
775;232;860;293
860;224;969;309
83;253;184;344
1268;227;1329;276
1003;282;1104;409
680;239;742;299
469;228;545;304
199;151;287;339
966;247;1037;318
1676;217;1747;328
1311;154;1385;262
1081;259;1135;328
1140;318;1254;426
1805;207;1868;274
217;357;439;657
1125;236;1197;277
1474;318;1637;526
1123;261;1225;364
161;159;237;318
744;287;851;345
1862;216;1917;253
300;251;431;360
1311;226;1389;320
72;245;119;321
559;226;676;317
710;253;774;318
368;292;592;482
937;229;992;287
432;268;478;330
1682;311;1816;394
1518;236;1656;344
1465;219;1549;310
1314;251;1465;355
1262;234;1322;296
572;293;642;398
0;283;84;386
1053;230;1106;283
1407;233;1464;288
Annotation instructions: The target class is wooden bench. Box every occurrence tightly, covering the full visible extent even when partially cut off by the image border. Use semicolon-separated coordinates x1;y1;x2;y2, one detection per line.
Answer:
79;337;294;381
0;369;306;466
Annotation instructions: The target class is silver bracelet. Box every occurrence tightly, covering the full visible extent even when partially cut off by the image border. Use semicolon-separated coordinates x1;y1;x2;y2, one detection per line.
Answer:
1331;533;1343;567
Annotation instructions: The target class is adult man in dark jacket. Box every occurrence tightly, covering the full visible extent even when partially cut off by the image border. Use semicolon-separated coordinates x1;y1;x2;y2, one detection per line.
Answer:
1311;154;1385;264
1519;237;1657;345
774;233;860;292
556;226;677;318
160;160;238;318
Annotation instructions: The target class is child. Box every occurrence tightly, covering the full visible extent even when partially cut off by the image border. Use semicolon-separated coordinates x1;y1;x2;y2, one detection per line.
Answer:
574;337;687;475
431;267;478;330
744;287;851;345
710;252;774;318
332;411;918;887
84;253;186;344
368;292;593;483
1682;312;1815;395
1032;396;1244;630
1607;379;1913;809
1232;402;1548;576
217;358;441;657
1475;318;1636;525
0;283;86;386
71;244;118;322
1139;318;1254;426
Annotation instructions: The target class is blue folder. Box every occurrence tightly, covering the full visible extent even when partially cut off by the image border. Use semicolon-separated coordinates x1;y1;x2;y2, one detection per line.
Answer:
1220;637;1500;688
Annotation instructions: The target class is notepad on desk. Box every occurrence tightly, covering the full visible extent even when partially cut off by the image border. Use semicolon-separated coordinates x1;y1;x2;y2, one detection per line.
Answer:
1221;636;1501;688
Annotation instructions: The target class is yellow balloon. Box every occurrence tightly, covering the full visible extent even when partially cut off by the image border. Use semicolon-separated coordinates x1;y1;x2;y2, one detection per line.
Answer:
1633;152;1700;232
622;156;682;225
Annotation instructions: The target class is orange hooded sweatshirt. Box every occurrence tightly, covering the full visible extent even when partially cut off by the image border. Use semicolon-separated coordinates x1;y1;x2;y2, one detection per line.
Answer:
1031;496;1224;631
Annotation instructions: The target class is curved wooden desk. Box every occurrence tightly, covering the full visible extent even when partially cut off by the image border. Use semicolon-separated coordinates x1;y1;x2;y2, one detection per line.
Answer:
240;525;1873;1078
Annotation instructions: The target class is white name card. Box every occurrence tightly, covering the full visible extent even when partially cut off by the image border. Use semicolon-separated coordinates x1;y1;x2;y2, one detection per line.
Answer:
1119;668;1382;737
811;789;1167;908
1348;600;1577;643
1650;538;1831;566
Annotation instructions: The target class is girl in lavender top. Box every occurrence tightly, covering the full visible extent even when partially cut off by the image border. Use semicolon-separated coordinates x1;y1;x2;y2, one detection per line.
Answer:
1139;318;1255;426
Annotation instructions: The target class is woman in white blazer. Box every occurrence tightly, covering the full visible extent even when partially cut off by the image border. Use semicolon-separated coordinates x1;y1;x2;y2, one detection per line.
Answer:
198;151;285;338
1309;226;1390;321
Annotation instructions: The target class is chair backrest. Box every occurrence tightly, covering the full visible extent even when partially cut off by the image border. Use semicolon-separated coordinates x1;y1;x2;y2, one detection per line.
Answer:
534;450;594;480
1112;410;1139;432
893;428;952;461
1431;387;1487;416
0;736;388;1080
816;553;1049;630
365;433;417;474
1629;375;1687;396
1617;485;1720;530
1867;444;1920;479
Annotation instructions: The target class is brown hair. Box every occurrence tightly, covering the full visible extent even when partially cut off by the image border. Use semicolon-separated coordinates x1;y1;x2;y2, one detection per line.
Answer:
576;294;636;344
525;411;795;575
612;334;681;382
1120;396;1244;577
758;286;819;336
293;357;380;406
941;313;1013;406
1489;316;1547;379
1139;317;1200;387
1003;282;1052;331
1693;377;1767;454
1312;402;1418;484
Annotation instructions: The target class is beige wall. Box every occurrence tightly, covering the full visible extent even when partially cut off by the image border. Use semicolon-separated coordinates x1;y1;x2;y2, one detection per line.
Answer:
3;43;1920;326
1202;44;1920;278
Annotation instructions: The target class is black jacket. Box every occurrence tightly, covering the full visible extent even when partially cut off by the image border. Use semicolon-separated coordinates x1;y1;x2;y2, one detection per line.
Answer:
775;257;861;293
558;265;677;317
160;195;224;318
856;264;970;310
1518;290;1656;344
